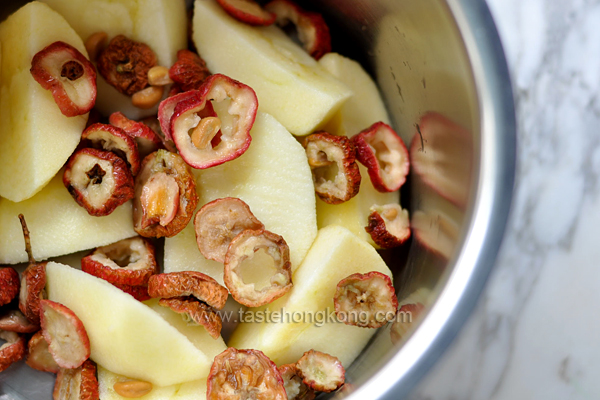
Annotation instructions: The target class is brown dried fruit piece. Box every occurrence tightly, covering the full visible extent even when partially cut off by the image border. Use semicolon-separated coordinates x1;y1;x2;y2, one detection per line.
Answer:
207;348;287;400
0;309;39;333
97;35;158;96
159;297;223;339
265;0;331;59
390;302;425;345
54;359;99;400
352;121;410;192
30;41;97;117
169;49;211;92
304;132;361;204
81;237;158;286
63;148;135;216
216;0;276;26
365;204;411;249
334;271;398;328
109;112;163;159
0;330;26;372
279;364;316;400
81;123;141;176
224;229;292;307
194;197;264;263
26;331;60;373
148;271;228;310
133;150;198;238
0;267;19;306
40;299;90;369
296;350;345;392
18;214;47;326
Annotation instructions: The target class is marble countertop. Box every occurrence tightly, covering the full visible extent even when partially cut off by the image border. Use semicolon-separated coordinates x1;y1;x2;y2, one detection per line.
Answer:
409;0;600;398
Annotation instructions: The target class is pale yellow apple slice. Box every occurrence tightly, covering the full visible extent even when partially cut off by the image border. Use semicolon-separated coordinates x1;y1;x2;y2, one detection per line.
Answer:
0;2;88;202
46;262;212;386
192;0;352;136
164;112;317;284
0;172;135;264
41;0;187;119
228;225;393;367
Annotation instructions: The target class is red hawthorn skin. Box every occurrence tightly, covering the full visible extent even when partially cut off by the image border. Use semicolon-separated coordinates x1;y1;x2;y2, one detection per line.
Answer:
109;112;163;158
81;123;141;176
157;90;201;140
365;206;411;249
53;359;99;400
26;331;60;373
0;267;20;306
0;331;26;372
265;0;331;59
19;263;47;326
158;297;222;339
216;0;276;26
63;148;135;217
0;309;39;333
148;271;228;310
30;41;97;117
207;348;287;400
169;49;211;92
296;350;345;392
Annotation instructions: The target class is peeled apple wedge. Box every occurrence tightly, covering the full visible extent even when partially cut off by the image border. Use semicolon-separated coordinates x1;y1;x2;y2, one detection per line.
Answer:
192;0;352;136
315;53;399;247
0;2;88;202
164;112;317;285
0;172;135;264
228;225;393;367
41;0;187;119
46;262;213;386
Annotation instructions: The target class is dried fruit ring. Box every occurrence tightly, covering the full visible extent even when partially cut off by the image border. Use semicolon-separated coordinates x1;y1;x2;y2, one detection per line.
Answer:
54;359;99;400
133;150;198;238
279;363;316;400
26;331;60;373
352;122;410;192
159;297;223;339
30;41;97;117
0;309;39;333
194;197;265;263
109;112;163;159
0;330;26;373
365;204;411;249
224;229;292;308
82;123;141;176
333;271;398;328
304;132;361;204
216;0;276;26
207;348;287;400
296;350;345;392
81;237;158;287
169;49;211;92
63;148;135;217
0;267;20;306
148;271;228;310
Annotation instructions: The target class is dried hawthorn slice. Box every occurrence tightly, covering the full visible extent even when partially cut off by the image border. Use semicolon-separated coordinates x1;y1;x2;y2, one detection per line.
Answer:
0;309;39;333
82;123;141;175
207;348;287;400
159;297;223;339
390;303;425;345
18;214;47;326
170;74;257;169
265;0;331;59
30;41;97;117
26;331;60;373
365;204;411;249
133;150;198;238
157;90;201;140
81;237;157;286
296;350;345;393
169;49;211;92
279;364;316;400
97;35;158;96
352;122;410;192
148;271;228;310
333;271;397;329
54;359;99;400
0;267;19;306
40;299;90;369
224;229;292;308
0;330;26;373
109;112;163;158
194;197;264;263
304;132;361;204
216;0;276;26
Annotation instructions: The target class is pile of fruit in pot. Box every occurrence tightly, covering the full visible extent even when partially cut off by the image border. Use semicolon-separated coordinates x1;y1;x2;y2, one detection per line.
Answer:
0;0;439;398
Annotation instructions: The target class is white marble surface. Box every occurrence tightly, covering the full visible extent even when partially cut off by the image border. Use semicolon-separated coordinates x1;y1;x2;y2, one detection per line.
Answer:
409;0;600;398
